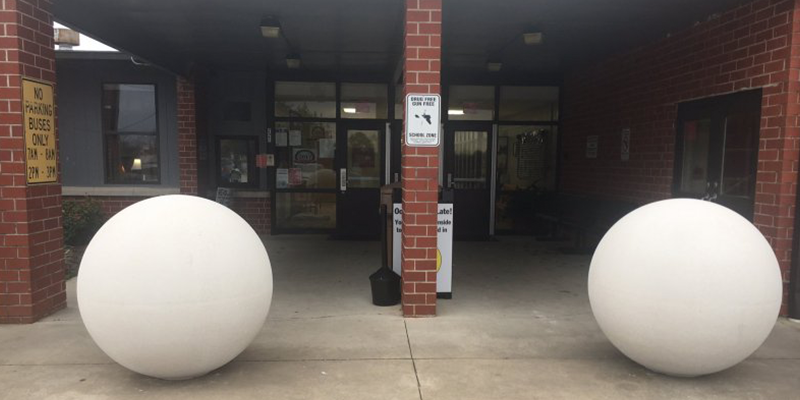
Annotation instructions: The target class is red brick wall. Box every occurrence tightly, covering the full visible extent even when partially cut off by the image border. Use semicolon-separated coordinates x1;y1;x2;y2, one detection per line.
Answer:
561;0;800;314
177;76;198;195
0;0;65;323
401;0;442;317
230;197;270;235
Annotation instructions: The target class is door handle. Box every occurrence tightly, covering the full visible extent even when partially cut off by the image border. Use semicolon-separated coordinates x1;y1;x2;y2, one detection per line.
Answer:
702;181;718;201
340;168;347;192
447;173;453;189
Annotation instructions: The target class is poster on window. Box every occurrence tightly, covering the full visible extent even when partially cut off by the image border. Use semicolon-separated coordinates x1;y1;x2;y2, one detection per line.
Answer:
276;128;288;147
319;138;335;159
293;148;317;165
276;168;289;188
289;130;303;146
288;168;303;187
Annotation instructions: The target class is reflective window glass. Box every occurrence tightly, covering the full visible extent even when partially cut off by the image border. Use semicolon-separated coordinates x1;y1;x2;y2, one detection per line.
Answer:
274;122;337;189
453;130;488;189
499;86;559;121
341;83;388;119
217;137;257;187
275;82;336;118
102;84;157;132
448;85;494;121
276;192;336;229
680;119;711;194
347;129;381;188
495;125;558;232
102;84;159;183
721;112;758;197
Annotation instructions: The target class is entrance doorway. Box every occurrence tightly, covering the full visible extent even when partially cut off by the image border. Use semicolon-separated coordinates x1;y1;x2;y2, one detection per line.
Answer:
444;122;493;239
674;90;761;219
335;122;386;238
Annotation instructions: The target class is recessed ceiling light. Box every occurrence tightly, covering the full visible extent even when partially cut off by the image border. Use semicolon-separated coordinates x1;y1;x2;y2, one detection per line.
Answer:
523;32;544;45
486;62;502;72
343;107;357;114
260;16;281;38
448;109;465;115
286;53;301;69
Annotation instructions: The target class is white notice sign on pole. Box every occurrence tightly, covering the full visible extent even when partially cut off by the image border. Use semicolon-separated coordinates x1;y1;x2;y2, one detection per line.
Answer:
392;203;453;294
405;93;441;147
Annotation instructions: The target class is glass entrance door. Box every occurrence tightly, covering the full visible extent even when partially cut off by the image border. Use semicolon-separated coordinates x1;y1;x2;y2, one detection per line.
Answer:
335;122;385;238
444;123;493;239
675;90;761;219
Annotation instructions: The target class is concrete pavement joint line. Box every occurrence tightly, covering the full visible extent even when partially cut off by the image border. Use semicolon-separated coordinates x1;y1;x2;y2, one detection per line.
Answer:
0;362;115;366
235;357;413;363
268;314;397;321
404;320;424;400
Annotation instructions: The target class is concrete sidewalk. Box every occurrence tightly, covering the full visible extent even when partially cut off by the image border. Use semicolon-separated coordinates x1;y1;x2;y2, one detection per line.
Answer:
1;235;799;399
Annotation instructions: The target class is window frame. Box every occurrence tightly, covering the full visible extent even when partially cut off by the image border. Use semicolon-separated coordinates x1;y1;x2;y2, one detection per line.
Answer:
101;82;161;185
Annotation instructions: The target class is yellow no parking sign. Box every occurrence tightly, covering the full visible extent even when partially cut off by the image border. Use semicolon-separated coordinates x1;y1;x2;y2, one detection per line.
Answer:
22;78;56;184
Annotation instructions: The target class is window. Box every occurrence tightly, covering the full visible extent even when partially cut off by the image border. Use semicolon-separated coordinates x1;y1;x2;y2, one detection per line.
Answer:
274;122;336;189
447;85;495;121
340;83;388;119
499;86;559;121
217;137;258;188
495;125;558;232
102;84;159;183
674;90;761;220
275;82;336;118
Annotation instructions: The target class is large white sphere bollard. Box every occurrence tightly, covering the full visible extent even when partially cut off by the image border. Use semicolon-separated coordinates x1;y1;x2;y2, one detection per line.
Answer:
588;199;781;377
78;195;273;380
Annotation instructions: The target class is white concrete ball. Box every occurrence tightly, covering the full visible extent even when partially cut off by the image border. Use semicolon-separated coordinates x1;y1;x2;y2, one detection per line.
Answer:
588;199;781;377
77;195;273;380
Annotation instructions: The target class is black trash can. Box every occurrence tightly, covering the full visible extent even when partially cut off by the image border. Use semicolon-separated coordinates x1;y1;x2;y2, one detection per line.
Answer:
369;267;401;306
370;204;401;306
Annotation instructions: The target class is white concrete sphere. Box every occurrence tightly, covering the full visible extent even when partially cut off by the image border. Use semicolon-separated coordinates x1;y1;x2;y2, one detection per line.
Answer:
588;199;781;377
77;195;273;380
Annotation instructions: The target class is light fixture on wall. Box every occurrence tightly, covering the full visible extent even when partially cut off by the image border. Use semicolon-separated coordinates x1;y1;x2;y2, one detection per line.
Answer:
448;109;465;115
486;61;502;72
523;32;544;45
286;52;301;69
260;16;281;38
342;107;357;114
131;158;142;171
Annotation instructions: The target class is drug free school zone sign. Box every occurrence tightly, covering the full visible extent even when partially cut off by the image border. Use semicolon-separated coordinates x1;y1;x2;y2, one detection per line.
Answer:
22;78;57;184
405;93;441;147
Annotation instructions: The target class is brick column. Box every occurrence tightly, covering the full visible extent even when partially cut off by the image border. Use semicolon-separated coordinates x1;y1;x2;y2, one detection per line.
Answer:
0;0;65;323
401;0;441;317
177;76;197;195
768;0;800;316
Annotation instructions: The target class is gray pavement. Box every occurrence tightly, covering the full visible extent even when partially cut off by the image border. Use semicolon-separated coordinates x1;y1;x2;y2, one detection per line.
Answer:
1;235;799;399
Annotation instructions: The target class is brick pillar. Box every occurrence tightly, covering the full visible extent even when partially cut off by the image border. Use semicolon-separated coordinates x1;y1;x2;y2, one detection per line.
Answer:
401;0;442;317
177;76;197;195
766;0;800;316
0;0;66;323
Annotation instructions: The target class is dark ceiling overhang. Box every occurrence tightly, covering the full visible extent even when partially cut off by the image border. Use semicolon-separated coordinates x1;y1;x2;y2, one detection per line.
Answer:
52;0;747;78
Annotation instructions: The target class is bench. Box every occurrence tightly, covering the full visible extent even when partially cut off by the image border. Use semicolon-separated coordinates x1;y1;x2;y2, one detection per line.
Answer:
534;193;639;254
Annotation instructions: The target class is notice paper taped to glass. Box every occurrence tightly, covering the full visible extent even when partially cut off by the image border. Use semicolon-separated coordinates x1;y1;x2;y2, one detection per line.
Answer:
404;93;441;147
